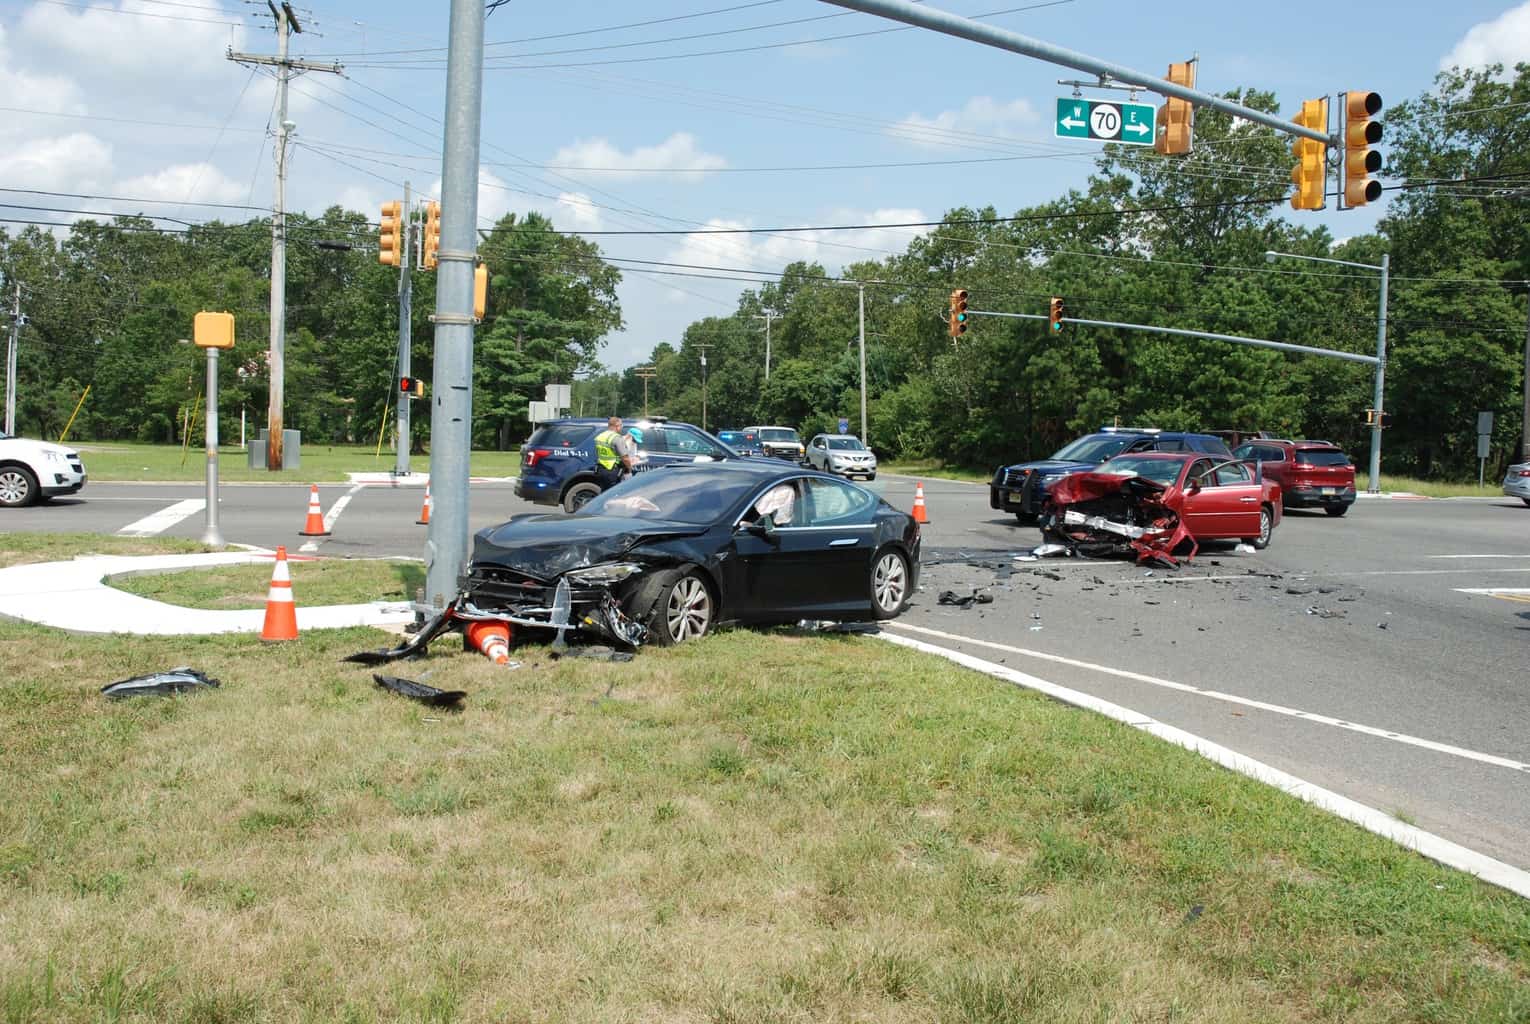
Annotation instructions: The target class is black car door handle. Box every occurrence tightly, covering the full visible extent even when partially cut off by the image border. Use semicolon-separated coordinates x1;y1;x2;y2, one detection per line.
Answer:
829;538;859;547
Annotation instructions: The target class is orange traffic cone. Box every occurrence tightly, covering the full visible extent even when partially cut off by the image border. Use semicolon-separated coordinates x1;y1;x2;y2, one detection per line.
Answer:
465;620;511;665
416;483;431;525
260;546;299;642
912;480;929;524
298;484;329;536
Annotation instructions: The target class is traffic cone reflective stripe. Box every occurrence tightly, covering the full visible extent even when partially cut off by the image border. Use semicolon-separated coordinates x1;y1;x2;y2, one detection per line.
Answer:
416;484;431;525
912;481;929;524
465;620;511;665
298;484;330;536
260;545;299;641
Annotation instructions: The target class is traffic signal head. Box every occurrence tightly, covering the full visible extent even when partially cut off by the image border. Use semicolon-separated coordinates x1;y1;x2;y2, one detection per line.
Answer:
379;200;401;267
400;376;424;398
473;263;488;320
1343;90;1383;207
1289;98;1328;211
423;201;441;271
948;289;969;338
1154;61;1195;156
1048;296;1066;333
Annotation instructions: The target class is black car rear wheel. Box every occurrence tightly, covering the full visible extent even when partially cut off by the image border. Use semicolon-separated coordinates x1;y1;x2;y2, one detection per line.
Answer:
871;549;909;619
561;481;602;514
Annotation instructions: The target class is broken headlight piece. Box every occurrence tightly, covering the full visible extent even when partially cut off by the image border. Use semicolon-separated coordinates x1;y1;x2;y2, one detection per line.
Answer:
563;562;643;586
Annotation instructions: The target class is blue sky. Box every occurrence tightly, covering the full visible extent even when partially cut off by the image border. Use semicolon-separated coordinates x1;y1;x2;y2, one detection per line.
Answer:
2;0;1526;369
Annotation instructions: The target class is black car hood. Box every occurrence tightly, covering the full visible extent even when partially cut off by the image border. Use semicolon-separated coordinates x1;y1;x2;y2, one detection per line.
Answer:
1001;459;1096;474
471;514;710;580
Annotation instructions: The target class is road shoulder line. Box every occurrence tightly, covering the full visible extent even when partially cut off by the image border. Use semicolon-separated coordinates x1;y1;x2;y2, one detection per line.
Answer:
876;629;1530;900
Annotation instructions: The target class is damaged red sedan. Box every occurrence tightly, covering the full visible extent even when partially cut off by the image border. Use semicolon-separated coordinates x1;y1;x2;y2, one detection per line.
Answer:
1042;453;1281;566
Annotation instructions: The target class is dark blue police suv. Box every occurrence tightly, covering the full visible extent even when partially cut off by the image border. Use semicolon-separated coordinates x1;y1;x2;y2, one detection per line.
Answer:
515;417;741;513
989;427;1232;523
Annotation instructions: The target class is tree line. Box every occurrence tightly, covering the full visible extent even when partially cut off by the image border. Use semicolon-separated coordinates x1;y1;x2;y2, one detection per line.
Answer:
1;63;1524;480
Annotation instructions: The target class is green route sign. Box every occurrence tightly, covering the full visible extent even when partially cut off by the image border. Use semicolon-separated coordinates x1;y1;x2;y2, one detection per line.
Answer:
1055;97;1157;146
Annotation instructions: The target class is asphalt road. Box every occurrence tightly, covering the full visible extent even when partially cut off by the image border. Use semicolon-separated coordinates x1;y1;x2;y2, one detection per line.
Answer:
7;473;1530;868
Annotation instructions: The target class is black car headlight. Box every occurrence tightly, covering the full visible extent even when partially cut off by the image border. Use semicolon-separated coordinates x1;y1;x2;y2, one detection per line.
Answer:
564;563;643;585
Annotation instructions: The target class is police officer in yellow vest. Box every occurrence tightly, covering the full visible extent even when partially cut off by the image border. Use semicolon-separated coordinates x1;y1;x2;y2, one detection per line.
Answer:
594;416;637;489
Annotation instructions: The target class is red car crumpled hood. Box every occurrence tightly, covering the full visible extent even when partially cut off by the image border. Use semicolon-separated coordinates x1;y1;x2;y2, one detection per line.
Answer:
1049;470;1175;506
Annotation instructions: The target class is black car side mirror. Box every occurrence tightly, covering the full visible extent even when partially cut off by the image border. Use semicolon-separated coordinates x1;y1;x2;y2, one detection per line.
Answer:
740;512;779;542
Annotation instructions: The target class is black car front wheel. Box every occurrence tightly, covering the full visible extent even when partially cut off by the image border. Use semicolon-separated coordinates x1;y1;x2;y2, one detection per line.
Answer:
870;549;910;619
646;571;714;645
1324;505;1349;517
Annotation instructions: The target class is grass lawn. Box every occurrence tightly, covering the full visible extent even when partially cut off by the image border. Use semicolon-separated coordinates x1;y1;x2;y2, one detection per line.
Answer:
880;461;993;485
71;442;523;483
1377;475;1509;499
109;558;424;610
2;539;1528;1022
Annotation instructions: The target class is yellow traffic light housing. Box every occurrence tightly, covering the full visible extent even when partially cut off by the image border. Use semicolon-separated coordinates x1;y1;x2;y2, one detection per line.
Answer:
1154;61;1195;156
474;263;488;321
1048;296;1066;334
948;289;969;338
193;311;235;349
1289;98;1328;211
379;200;401;267
423;201;441;271
1343;90;1383;207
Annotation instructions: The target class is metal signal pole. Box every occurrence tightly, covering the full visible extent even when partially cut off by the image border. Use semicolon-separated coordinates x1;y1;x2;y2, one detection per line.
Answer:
4;279;19;435
228;2;341;470
423;0;485;611
394;180;413;476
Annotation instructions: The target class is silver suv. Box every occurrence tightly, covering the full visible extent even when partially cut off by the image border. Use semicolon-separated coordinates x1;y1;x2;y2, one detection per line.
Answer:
806;433;876;480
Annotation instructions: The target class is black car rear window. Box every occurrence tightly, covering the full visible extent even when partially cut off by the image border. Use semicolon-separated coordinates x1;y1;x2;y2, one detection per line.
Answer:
526;424;594;448
1296;449;1349;467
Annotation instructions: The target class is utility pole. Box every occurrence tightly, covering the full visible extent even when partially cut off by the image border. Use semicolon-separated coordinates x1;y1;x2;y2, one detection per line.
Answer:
754;311;778;382
423;0;485;612
635;365;656;417
228;3;342;470
695;343;711;431
1522;287;1530;462
857;282;867;447
4;280;19;435
394;181;413;476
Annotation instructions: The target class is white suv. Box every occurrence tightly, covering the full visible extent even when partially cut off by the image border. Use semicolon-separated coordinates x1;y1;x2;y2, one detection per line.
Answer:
0;432;87;506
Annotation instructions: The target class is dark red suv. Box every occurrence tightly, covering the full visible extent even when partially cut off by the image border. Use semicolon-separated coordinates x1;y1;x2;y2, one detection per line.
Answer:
1233;439;1356;516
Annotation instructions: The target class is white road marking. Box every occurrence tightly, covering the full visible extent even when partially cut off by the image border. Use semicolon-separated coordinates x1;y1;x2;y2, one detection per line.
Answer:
887;621;1530;774
299;484;363;553
115;499;205;537
1428;554;1530;560
877;630;1530;900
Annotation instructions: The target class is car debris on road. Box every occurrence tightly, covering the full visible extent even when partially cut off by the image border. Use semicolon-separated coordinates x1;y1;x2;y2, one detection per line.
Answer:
101;667;220;699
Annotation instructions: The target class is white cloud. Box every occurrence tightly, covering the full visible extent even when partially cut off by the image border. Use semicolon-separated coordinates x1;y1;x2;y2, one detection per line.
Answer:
0;24;87;136
549;133;726;181
664;207;927;296
116;162;245;206
554;192;603;230
18;0;247;99
425;170;604;233
0;132;113;193
1441;2;1530;72
890;96;1040;149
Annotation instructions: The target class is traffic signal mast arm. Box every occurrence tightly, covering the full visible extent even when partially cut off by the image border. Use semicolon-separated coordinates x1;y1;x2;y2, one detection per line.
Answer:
817;0;1332;147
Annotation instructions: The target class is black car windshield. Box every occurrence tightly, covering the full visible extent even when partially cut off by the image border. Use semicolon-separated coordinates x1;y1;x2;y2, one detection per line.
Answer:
759;428;799;442
1050;436;1132;462
1296;449;1350;467
580;470;749;524
1098;456;1183;485
827;437;865;450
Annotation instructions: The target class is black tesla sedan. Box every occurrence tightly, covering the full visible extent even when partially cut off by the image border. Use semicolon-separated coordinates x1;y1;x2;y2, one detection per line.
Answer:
461;459;920;645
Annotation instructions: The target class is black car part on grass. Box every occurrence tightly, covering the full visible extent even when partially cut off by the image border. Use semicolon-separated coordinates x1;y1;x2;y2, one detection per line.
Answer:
373;674;467;707
102;667;221;699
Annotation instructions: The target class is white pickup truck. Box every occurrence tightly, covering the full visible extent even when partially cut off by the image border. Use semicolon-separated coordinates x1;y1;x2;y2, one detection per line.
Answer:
0;432;86;506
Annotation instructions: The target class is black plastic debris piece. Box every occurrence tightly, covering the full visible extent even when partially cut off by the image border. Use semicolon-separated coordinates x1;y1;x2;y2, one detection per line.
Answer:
551;644;635;663
937;589;993;609
373;673;467;707
345;603;458;664
1305;605;1346;619
1285;586;1314;596
1184;904;1204;924
102;667;220;700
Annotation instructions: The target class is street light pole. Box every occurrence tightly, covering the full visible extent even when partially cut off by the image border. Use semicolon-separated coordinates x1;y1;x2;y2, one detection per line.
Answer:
1265;250;1389;494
